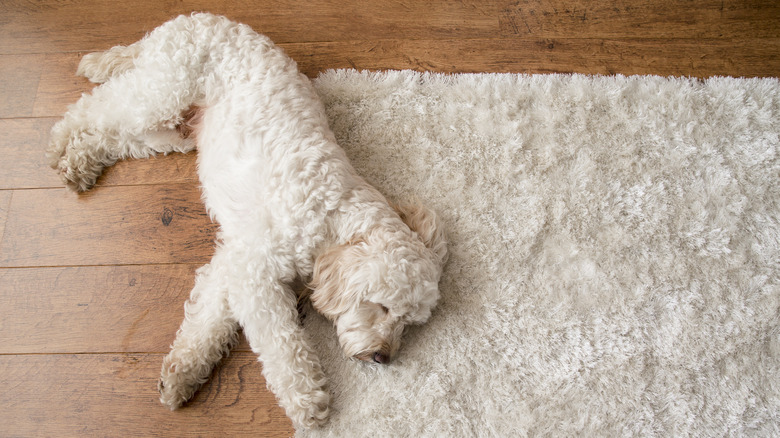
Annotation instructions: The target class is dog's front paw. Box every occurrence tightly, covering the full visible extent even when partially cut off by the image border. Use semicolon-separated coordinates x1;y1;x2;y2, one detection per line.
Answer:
46;121;108;192
289;387;330;429
158;356;199;410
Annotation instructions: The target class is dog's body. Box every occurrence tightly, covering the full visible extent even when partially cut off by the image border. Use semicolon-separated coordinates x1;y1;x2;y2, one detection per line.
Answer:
47;13;446;428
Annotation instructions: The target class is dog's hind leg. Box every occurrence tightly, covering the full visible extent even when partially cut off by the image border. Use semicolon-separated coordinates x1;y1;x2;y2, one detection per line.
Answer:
229;274;330;428
77;43;141;83
158;258;239;410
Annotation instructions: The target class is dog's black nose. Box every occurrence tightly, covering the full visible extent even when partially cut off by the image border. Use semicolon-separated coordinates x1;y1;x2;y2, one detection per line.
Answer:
373;352;389;364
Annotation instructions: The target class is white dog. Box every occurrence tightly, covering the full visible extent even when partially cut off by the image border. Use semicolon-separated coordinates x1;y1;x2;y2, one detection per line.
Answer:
47;13;447;428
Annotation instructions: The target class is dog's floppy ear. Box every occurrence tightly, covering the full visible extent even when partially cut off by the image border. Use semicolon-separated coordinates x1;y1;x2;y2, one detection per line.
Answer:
309;240;368;319
393;201;448;266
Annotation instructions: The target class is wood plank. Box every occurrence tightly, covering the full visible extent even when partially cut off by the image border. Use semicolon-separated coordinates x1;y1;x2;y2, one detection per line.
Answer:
0;54;44;118
0;185;217;267
286;38;780;79
0;117;198;189
0;0;502;54
0;265;254;353
2;0;779;56
0;264;189;353
0;353;294;437
498;0;780;39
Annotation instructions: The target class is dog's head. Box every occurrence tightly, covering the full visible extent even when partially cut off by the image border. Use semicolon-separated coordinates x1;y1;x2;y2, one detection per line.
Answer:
310;202;447;364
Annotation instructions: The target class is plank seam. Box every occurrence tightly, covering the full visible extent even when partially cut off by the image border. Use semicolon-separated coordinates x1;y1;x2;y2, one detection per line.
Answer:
0;190;12;251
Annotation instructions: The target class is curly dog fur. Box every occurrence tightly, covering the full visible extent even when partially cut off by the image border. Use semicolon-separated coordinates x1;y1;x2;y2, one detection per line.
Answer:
47;13;447;428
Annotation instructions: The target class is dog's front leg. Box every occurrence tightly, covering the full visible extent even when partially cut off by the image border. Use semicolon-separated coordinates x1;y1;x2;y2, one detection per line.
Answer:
230;278;330;428
159;258;239;409
47;43;199;192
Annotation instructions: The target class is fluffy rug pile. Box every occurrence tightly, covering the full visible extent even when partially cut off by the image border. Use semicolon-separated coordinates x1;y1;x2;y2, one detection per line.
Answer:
300;71;779;436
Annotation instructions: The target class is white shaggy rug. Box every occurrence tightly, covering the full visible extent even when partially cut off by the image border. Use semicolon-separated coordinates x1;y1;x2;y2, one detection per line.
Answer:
301;71;780;436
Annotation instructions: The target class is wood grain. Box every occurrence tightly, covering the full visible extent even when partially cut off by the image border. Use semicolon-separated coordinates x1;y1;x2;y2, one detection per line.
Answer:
2;0;778;55
0;353;293;437
0;54;44;118
498;0;780;39
0;264;192;353
94;152;199;187
0;0;503;53
0;265;254;353
0;185;217;267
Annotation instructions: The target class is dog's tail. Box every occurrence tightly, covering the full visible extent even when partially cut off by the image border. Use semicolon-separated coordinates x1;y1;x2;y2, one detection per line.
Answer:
77;43;141;84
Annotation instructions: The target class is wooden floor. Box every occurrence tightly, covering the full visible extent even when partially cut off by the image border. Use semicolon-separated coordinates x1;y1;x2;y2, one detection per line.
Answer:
1;1;778;436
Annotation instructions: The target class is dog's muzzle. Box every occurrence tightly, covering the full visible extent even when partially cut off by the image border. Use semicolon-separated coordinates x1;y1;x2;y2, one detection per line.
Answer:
356;351;391;364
